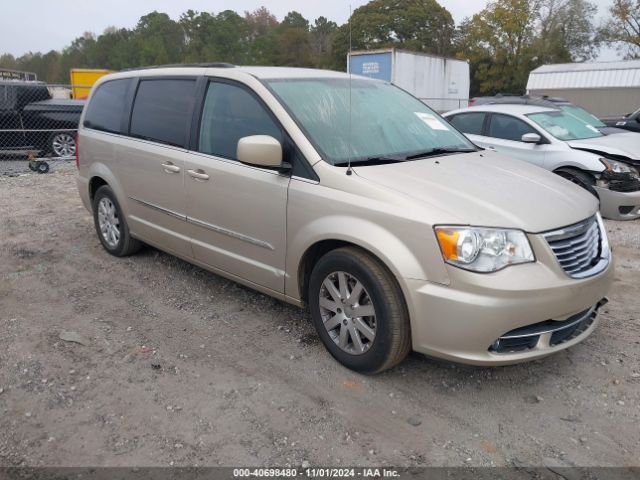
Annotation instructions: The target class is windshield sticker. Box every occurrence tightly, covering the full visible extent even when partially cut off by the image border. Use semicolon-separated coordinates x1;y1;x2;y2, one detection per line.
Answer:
415;112;450;131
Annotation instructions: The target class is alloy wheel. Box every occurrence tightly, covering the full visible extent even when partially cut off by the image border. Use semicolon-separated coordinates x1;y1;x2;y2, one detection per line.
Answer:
97;197;120;248
51;133;76;157
319;271;377;355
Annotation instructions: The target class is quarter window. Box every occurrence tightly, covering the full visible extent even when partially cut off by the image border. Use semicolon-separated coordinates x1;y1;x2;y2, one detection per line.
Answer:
130;79;196;148
84;79;131;134
199;82;282;160
488;114;537;142
448;112;486;135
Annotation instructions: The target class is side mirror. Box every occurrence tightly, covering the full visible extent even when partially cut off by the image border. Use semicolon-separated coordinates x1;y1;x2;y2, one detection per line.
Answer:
521;133;541;144
237;135;283;168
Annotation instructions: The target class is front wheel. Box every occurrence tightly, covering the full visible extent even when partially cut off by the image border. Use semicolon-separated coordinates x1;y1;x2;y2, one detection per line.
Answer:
92;185;142;257
308;247;411;374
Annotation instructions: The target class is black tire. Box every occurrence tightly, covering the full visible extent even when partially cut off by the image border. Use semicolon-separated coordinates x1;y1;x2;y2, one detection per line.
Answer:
92;185;142;257
556;168;598;198
36;161;49;174
308;247;411;374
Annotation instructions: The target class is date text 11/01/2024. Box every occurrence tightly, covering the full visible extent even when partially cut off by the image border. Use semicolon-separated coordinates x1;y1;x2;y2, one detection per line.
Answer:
233;468;401;478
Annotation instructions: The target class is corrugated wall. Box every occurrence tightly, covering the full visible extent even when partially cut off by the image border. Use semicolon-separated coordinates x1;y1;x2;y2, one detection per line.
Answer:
528;88;640;117
527;68;640;90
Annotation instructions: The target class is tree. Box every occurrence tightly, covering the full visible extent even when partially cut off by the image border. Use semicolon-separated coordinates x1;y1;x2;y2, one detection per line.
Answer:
245;7;279;39
245;7;280;65
330;0;455;70
180;10;218;62
311;17;338;67
455;0;539;94
211;10;251;64
91;28;137;71
599;0;640;58
0;54;18;71
270;11;315;67
535;0;598;63
132;12;184;66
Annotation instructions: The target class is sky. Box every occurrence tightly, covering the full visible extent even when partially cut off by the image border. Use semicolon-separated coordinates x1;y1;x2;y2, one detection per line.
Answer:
0;0;618;60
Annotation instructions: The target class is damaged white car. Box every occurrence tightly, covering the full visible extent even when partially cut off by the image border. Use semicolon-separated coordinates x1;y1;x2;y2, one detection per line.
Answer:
445;104;640;220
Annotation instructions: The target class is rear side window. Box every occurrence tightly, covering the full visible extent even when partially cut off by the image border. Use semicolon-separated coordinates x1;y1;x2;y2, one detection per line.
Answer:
448;112;486;135
130;79;196;148
84;79;130;134
199;82;282;160
488;114;537;142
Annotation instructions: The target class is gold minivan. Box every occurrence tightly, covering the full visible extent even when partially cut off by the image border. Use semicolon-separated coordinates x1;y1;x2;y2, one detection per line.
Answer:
77;65;614;373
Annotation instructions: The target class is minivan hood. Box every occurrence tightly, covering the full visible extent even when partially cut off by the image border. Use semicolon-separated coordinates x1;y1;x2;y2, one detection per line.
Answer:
568;132;640;162
353;151;598;233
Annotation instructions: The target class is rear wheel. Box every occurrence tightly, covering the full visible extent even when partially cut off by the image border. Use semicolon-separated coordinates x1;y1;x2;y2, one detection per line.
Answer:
49;132;76;158
556;168;598;198
308;247;411;374
93;185;142;257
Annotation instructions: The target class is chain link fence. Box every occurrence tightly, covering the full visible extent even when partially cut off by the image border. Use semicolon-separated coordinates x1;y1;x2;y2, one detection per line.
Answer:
1;82;88;176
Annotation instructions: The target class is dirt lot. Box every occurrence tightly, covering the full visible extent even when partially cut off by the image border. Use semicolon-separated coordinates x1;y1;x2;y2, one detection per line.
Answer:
0;166;638;468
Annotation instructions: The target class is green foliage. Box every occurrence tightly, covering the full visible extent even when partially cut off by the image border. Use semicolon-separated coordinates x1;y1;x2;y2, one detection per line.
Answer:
0;0;602;94
456;0;598;95
598;0;640;59
329;0;456;70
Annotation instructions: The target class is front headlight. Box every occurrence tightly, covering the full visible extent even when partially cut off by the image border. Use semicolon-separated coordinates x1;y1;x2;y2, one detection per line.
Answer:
435;226;535;273
600;158;639;176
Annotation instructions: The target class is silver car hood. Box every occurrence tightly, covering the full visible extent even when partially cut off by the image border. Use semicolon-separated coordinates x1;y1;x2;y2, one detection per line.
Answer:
568;132;640;161
354;150;598;233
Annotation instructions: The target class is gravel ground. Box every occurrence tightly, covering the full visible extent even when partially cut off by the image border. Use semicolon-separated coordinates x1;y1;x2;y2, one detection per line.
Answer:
0;167;638;468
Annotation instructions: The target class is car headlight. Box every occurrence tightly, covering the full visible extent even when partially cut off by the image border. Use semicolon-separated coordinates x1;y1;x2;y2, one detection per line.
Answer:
435;226;535;273
600;158;639;176
616;121;627;126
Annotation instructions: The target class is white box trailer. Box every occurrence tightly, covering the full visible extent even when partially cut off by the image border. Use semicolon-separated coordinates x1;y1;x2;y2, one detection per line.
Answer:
347;49;470;112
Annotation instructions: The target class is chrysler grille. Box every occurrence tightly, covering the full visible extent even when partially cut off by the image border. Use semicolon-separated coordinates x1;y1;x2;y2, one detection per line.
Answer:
543;216;605;278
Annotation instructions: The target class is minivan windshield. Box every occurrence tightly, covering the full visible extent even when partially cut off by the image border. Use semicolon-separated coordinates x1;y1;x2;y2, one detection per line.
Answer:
559;105;606;128
527;110;604;141
265;78;475;165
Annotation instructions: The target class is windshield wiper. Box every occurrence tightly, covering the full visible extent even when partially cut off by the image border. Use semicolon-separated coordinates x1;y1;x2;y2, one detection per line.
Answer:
404;147;477;160
334;148;476;166
334;155;407;166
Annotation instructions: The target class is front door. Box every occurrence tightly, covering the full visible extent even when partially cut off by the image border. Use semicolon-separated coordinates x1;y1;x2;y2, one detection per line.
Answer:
483;113;548;168
185;80;289;293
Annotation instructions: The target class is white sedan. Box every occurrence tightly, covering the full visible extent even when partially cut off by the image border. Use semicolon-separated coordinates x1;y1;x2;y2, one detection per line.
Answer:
444;104;640;221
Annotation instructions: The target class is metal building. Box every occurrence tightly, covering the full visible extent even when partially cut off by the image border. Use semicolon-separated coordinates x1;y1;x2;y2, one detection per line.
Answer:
527;61;640;117
348;49;470;112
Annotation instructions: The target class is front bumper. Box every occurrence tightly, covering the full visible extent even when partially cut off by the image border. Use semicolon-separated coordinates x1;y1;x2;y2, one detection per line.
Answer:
404;236;615;366
595;186;640;221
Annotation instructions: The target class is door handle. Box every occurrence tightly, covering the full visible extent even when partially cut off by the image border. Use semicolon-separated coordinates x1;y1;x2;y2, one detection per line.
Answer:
162;162;181;174
187;169;210;181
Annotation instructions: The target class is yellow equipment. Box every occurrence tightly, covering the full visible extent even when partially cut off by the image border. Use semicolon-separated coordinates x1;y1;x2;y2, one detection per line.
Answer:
70;69;113;99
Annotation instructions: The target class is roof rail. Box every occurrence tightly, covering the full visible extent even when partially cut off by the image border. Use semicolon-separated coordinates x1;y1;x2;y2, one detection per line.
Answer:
472;94;567;109
124;63;236;72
